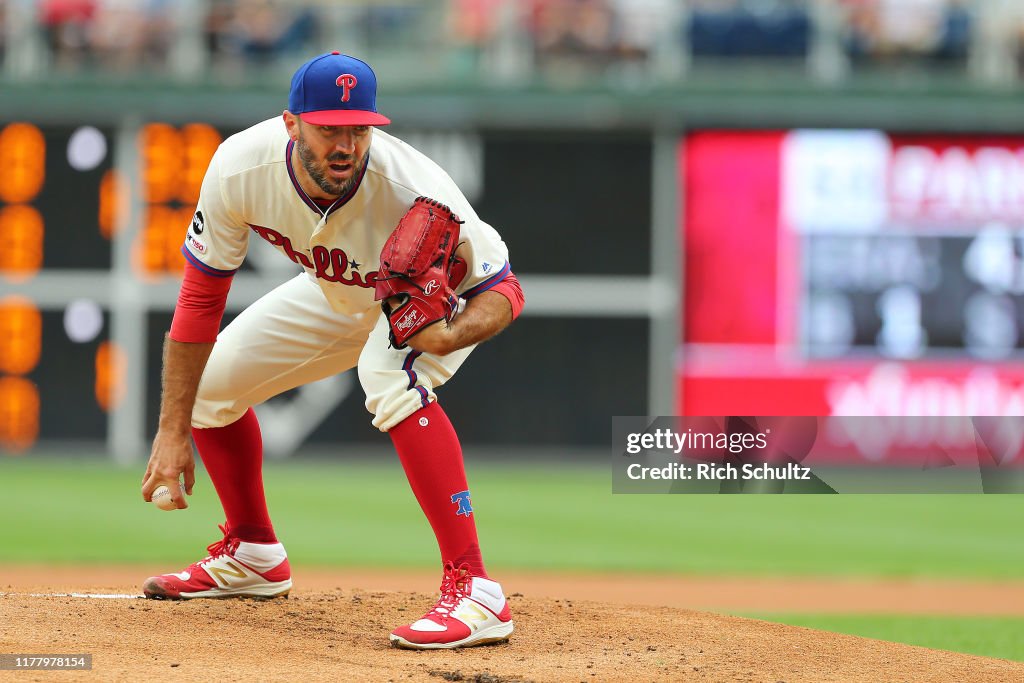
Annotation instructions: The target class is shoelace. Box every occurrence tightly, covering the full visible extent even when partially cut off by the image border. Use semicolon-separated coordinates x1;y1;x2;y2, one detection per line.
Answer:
425;561;472;623
193;524;238;566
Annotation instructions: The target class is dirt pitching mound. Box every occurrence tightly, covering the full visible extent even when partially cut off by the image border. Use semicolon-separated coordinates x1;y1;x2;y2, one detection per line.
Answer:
2;586;1021;682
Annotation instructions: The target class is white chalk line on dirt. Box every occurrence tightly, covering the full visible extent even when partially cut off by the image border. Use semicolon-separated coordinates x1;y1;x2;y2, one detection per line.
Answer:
0;592;144;599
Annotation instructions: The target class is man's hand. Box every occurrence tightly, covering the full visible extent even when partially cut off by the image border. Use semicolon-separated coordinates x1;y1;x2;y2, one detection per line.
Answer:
141;335;215;509
403;290;512;356
141;430;196;509
403;318;454;356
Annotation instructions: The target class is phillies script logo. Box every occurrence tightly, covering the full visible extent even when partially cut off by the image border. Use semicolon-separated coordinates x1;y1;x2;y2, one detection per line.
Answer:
248;223;377;288
336;74;357;102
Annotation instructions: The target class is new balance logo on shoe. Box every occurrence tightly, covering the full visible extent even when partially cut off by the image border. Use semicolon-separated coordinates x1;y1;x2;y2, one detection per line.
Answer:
207;561;249;587
455;601;490;632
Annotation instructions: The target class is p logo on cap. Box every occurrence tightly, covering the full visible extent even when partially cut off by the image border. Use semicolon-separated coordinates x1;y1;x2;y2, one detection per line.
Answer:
288;52;391;127
336;74;358;102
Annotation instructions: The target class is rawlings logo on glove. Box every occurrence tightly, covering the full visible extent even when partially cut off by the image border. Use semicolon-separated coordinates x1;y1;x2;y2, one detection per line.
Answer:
395;308;422;333
374;196;464;349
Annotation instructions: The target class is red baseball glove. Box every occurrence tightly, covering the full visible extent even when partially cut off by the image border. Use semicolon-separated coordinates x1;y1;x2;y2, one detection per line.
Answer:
374;196;464;349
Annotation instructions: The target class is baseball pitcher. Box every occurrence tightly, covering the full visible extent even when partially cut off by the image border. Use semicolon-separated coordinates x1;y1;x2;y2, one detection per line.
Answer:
139;52;524;650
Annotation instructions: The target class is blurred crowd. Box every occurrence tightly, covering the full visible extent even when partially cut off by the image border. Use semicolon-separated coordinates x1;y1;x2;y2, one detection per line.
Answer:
39;0;171;71
9;1;1024;80
840;0;972;64
37;0;318;71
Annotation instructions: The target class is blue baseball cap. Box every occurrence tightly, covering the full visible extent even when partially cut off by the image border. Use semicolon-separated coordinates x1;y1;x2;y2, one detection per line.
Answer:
288;51;391;126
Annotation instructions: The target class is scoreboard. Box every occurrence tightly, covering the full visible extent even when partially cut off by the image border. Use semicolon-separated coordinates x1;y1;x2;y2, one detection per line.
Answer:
785;130;1024;360
803;232;1024;357
681;129;1024;417
0;121;226;453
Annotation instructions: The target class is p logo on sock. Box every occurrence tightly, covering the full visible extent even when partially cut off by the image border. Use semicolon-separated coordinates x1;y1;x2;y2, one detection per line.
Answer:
451;490;473;517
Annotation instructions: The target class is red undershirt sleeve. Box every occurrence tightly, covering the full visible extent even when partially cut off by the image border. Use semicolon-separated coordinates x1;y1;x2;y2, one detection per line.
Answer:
488;272;525;320
168;261;233;343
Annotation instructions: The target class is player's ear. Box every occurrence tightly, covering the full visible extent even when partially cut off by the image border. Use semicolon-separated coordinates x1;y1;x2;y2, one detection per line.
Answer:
282;111;300;141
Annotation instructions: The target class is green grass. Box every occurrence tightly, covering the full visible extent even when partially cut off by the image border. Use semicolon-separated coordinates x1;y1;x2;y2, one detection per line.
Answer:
3;456;1022;662
741;614;1024;663
1;456;1022;578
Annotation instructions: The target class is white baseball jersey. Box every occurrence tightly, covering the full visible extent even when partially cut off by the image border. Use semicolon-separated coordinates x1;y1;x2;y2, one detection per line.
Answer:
183;117;511;316
184;118;514;432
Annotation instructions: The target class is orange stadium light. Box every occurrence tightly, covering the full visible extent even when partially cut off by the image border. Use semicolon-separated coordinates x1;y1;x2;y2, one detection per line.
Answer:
0;376;39;453
95;340;126;412
0;123;45;204
141;122;220;205
180;123;222;204
98;169;129;239
140;123;183;205
0;205;44;281
134;205;189;277
0;296;42;376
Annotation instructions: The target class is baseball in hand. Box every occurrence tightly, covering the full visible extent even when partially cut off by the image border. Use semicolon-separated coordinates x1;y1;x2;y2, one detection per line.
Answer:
151;484;179;511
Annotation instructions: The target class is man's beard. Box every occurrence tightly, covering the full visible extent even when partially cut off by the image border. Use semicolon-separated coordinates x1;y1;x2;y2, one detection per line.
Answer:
296;136;367;198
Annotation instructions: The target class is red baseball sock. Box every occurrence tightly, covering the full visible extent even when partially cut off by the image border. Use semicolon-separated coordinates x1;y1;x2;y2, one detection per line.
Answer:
191;407;277;543
389;401;487;577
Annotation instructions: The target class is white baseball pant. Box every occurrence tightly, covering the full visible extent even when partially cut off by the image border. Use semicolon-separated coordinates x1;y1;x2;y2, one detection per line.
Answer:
191;273;476;432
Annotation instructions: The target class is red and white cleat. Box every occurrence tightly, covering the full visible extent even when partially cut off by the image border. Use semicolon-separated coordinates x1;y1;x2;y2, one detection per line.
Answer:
390;562;514;650
142;525;292;600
